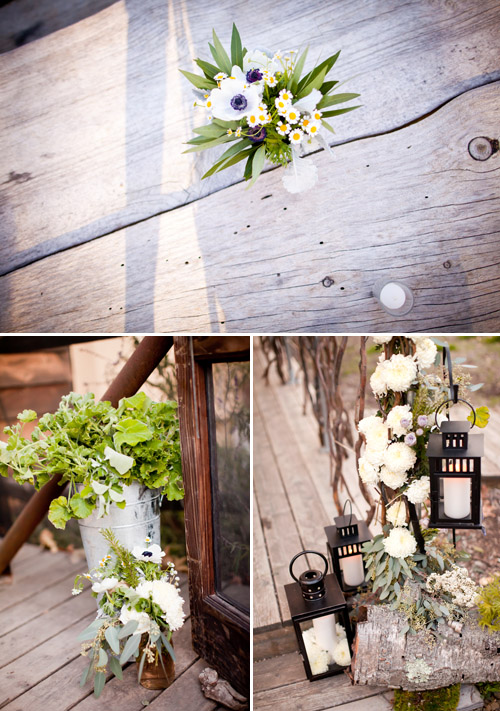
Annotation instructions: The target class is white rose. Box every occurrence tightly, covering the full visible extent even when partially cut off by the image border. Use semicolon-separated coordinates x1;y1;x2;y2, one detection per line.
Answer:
383;527;417;559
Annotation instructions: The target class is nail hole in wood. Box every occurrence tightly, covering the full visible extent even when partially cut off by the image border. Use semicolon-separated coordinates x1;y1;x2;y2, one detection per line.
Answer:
468;136;498;161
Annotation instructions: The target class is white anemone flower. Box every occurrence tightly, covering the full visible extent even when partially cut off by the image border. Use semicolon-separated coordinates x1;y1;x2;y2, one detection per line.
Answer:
132;543;165;565
243;49;280;75
293;88;322;114
209;77;261;121
92;576;119;593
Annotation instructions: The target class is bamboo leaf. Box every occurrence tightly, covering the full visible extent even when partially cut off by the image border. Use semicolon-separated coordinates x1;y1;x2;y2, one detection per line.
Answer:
321;119;335;134
179;69;216;91
120;633;141;665
296;66;328;99
230;23;243;69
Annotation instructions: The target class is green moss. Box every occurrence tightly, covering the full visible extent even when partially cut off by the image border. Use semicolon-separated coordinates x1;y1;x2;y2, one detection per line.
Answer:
394;684;460;711
478;574;500;631
477;681;500;701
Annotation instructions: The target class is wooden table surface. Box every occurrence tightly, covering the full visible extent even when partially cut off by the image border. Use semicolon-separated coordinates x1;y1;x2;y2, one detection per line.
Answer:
1;0;499;333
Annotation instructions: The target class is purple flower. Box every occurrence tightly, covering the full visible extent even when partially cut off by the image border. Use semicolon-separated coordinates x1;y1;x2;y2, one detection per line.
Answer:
405;432;417;446
417;415;428;427
248;126;267;143
246;68;263;83
400;417;412;429
416;428;424;436
230;94;248;111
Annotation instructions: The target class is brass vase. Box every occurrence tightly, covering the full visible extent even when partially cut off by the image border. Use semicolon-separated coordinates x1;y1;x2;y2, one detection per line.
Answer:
137;636;175;690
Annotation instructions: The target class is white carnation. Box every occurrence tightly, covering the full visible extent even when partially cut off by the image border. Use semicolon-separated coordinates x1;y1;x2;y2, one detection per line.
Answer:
383;527;417;559
358;415;382;436
364;447;386;468
384;354;417;392
332;638;351;666
413;338;437;370
358;457;380;485
151;580;185;631
386;405;412;437
119;606;151;635
384;442;416;474
406;476;430;505
370;362;388;396
364;422;388;451
386;500;408;527
379;466;408;489
372;336;393;345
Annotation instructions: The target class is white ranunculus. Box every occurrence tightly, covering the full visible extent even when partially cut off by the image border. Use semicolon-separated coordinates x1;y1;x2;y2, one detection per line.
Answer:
406;476;430;504
379;466;408;489
383;527;417;559
132;543;165;565
386;405;412;437
384;354;417;392
386;500;408;527
91;577;119;593
119;606;151;635
358;457;380;485
413;338;438;370
332;638;351;666
383;442;416;474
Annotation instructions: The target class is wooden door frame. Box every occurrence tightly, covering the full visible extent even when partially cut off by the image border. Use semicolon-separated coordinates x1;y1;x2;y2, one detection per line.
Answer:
174;336;250;696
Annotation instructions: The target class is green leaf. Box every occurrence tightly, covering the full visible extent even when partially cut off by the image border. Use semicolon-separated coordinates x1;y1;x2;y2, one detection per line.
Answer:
192;124;227;138
230;23;243;69
98;648;108;666
113;418;153;448
290;47;309;94
468;383;484;392
201;142;254;180
470;406;489;428
248;144;266;187
376;560;386;576
109;655;123;680
48;496;72;529
105;626;120;654
77;618;107;642
243;151;255;181
120;633;141;665
400;622;410;636
296;66;328;100
80;661;92;687
321;106;361;118
69;493;95;519
211;29;232;74
194;58;221;79
317;92;360;109
297;51;340;94
94;671;106;699
117;620;139;639
160;633;176;662
179;69;216;91
321;119;335;134
183;134;236;154
137;649;147;682
17;409;37;423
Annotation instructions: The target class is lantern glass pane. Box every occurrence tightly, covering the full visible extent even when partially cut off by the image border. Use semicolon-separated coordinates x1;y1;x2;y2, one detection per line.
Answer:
439;476;472;521
297;614;348;676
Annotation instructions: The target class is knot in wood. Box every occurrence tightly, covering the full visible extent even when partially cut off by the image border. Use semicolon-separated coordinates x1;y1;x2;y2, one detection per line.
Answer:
322;276;334;287
468;136;497;161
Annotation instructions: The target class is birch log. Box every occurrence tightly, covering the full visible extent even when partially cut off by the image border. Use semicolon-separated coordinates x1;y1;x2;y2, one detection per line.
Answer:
352;605;500;691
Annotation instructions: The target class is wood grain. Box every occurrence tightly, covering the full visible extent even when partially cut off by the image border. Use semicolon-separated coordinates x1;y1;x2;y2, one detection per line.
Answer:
1;80;498;333
253;491;281;631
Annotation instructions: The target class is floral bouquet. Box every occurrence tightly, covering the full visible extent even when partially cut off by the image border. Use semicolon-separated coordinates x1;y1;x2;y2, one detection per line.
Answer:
73;530;184;698
181;25;360;193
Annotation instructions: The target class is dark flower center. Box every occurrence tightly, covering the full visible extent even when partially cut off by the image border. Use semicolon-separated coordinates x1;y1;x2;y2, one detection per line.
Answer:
230;94;248;111
246;68;263;83
248;126;267;143
142;551;153;557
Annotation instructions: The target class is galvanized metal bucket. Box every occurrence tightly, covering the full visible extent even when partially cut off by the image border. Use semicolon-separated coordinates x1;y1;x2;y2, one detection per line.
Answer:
77;482;162;571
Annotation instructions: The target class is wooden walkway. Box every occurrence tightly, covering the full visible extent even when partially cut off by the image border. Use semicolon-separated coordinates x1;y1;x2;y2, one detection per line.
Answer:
1;0;499;332
253;340;499;709
0;542;221;711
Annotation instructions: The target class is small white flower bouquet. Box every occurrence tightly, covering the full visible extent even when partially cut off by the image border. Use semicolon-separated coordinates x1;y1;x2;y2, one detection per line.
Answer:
73;530;184;698
181;25;360;193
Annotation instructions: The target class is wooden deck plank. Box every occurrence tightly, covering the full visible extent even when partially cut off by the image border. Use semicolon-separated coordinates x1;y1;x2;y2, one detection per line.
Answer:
254;651;305;693
253;405;304;627
2;0;499;278
145;659;218;710
253;491;281;631
254;672;388;710
2;81;499;333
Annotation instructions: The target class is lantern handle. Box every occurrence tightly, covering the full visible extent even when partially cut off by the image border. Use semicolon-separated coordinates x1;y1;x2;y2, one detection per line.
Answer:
289;550;328;584
442;346;456;402
435;398;476;430
342;499;353;526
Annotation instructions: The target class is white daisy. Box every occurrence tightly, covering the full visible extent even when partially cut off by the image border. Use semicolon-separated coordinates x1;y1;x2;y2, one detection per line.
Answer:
286;107;300;124
289;128;304;144
277;121;290;136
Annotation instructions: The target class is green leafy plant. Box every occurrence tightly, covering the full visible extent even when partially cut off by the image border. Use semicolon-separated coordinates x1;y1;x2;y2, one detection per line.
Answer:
477;681;500;701
180;25;360;191
478;574;500;631
74;529;184;698
1;392;183;529
394;684;460;711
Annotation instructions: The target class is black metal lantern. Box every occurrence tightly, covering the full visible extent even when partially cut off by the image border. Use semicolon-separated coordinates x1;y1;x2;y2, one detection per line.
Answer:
325;502;372;593
284;550;353;681
428;397;483;529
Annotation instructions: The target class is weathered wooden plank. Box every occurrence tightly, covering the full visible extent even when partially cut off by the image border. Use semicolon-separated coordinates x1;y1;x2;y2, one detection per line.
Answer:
253;492;281;631
1;81;498;332
0;581;94;668
253;671;387;710
146;659;218;710
253;405;303;626
253;651;305;693
253;625;297;663
1;0;499;275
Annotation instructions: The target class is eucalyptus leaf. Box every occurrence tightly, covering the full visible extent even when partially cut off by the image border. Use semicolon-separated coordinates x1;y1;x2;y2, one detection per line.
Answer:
117;620;139;639
80;661;92;687
160;633;176;662
77;618;107;642
98;648;108;666
94;671;106;699
109;655;123;681
105;626;120;654
120;633;140;665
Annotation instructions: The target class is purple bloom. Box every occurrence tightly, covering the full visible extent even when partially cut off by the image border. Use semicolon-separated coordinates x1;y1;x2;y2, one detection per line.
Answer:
400;417;412;429
246;68;263;83
248;126;267;143
417;415;428;427
405;432;417;446
230;94;248;111
416;428;424;436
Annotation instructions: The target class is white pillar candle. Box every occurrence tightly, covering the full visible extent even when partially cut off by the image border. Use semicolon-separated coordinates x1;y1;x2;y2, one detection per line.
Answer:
340;554;365;587
380;282;406;310
443;477;471;519
312;614;338;656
